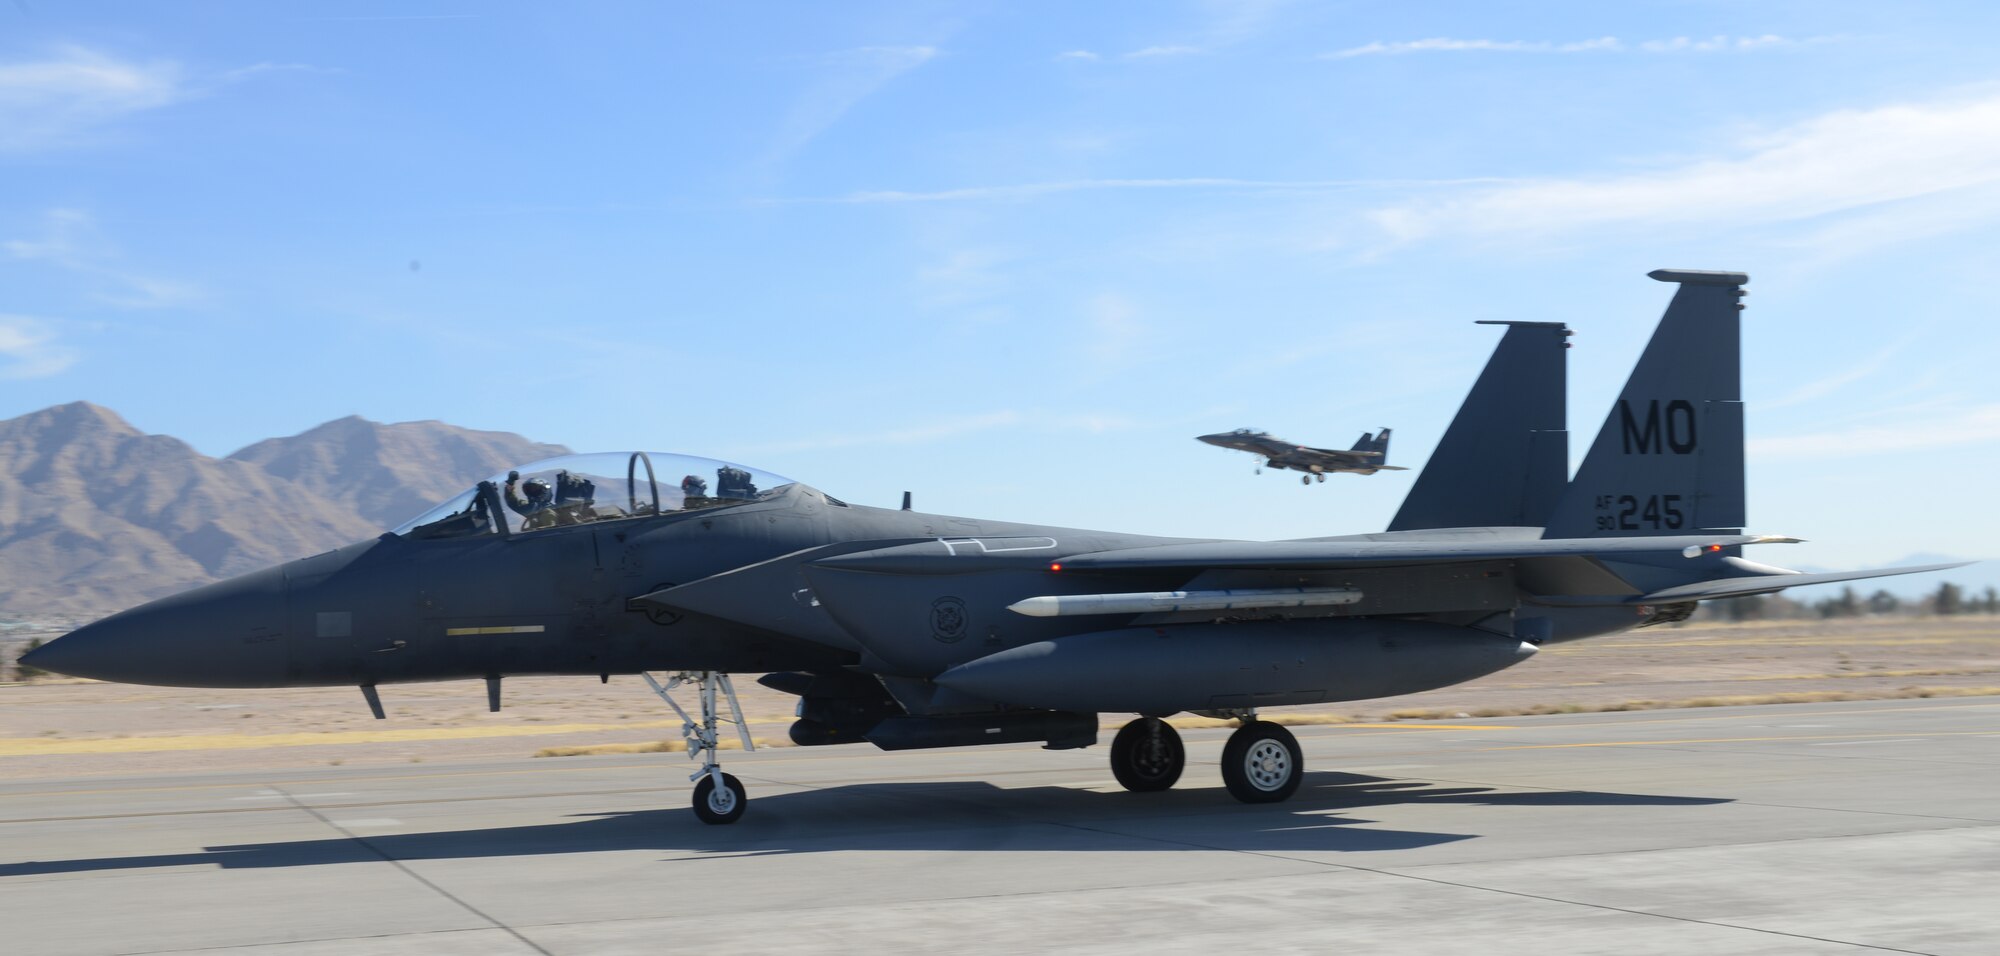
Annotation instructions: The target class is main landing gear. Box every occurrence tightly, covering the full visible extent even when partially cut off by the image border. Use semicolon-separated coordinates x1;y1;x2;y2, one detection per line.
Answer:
1109;715;1303;804
1109;717;1185;791
1219;719;1303;803
643;671;755;825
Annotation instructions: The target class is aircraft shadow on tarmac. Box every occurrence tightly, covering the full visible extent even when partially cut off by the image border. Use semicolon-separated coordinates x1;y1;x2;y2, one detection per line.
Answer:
0;772;1730;877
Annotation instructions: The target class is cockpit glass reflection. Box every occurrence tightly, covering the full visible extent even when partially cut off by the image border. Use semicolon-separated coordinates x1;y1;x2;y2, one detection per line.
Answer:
390;452;795;539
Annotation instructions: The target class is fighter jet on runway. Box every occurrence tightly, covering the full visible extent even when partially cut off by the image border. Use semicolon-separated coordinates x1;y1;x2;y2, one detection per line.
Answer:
1197;427;1407;482
25;270;1965;824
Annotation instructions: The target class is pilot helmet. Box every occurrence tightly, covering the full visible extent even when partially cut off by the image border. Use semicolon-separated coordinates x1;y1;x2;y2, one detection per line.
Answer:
523;478;552;502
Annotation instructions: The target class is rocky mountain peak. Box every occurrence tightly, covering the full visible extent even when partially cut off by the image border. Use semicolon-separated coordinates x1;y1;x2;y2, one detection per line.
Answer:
0;403;568;616
227;416;569;530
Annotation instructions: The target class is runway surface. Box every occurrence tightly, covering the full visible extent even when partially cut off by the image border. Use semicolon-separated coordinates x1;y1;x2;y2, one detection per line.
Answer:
3;696;1997;955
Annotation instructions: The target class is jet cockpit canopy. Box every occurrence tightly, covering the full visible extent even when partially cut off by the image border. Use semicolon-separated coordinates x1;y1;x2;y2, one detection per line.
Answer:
392;452;796;540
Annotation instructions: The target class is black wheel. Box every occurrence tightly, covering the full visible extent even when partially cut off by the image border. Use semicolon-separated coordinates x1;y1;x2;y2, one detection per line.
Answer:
1315;473;1326;483
1110;717;1185;792
692;772;746;824
1220;721;1303;804
1300;475;1311;485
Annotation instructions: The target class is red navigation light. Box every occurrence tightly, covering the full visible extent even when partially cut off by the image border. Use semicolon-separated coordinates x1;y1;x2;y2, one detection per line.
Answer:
1049;562;1063;572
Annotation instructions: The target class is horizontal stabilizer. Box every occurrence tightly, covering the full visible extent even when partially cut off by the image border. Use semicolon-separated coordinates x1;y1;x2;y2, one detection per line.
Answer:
1533;562;1972;606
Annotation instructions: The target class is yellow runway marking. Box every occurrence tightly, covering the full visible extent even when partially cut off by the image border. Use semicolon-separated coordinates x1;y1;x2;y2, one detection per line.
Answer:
1314;723;1515;731
1471;698;2000;730
4;710;1994;802
1580;637;1981;649
0;718;768;756
1492;730;2000;751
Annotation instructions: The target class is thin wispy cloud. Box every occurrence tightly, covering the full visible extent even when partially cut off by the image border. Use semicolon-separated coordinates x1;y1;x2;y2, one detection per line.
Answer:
1750;404;2000;459
917;247;1016;309
1085;293;1146;364
1196;0;1296;45
1054;45;1206;62
766;45;941;164
219;62;343;83
1325;34;1821;59
291;13;481;21
1764;337;1914;409
1365;91;2000;246
5;208;204;309
0;315;79;380
0;46;187;153
1065;0;1294;63
803;175;1515;204
1124;45;1204;59
1328;37;1619;58
732;407;1141;456
1640;34;1805;53
737;411;1023;455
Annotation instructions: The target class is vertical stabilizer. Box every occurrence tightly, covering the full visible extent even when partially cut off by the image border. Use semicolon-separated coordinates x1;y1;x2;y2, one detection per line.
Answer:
1543;269;1746;539
1352;428;1391;456
1388;322;1569;531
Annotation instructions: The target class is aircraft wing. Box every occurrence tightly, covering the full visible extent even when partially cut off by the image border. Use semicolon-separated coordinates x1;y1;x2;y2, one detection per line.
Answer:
1299;446;1383;460
1531;562;1973;606
1288;447;1406;470
1050;534;1805;572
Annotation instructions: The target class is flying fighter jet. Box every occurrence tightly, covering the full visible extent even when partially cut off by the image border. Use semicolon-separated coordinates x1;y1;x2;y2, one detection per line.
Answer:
1197;427;1408;482
24;269;1965;825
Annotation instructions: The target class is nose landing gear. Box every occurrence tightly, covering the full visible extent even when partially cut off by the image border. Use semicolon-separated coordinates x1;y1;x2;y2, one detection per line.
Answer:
642;671;755;824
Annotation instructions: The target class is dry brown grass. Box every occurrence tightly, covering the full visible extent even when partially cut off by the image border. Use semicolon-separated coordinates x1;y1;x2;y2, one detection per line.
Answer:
533;736;785;758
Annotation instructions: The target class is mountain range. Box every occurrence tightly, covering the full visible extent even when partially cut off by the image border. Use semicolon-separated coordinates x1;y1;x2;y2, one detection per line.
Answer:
0;402;566;616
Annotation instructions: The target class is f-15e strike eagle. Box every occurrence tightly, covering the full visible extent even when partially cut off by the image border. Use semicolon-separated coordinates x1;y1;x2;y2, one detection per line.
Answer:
25;269;1963;824
1197;426;1406;482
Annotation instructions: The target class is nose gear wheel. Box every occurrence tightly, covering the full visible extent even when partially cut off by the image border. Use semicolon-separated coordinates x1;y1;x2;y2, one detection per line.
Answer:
693;772;746;825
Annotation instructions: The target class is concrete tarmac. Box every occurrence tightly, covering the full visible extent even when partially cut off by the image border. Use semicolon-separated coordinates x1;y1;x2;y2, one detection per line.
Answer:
3;696;1997;955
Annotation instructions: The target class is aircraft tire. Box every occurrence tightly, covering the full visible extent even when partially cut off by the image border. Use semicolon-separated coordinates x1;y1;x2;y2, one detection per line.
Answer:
1109;717;1185;792
692;772;747;825
1221;721;1303;804
1300;475;1311;485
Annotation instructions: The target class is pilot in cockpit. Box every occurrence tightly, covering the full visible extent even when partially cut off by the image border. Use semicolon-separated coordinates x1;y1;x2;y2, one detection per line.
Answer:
506;470;600;530
504;470;556;526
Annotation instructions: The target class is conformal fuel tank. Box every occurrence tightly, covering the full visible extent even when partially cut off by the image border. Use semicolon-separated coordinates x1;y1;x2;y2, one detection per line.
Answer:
934;619;1536;715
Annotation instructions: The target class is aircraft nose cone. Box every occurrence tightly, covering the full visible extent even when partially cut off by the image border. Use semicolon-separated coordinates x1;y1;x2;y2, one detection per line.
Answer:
27;566;290;688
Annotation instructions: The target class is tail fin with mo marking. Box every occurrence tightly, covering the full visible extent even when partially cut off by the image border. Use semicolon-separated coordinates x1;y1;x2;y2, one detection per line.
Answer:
1543;269;1746;539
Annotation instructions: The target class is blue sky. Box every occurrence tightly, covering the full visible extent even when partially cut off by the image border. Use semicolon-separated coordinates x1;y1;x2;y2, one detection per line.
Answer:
3;1;1997;590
